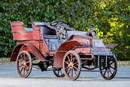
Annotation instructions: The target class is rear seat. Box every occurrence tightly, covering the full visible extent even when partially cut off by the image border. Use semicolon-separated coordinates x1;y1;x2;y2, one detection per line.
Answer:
24;27;33;32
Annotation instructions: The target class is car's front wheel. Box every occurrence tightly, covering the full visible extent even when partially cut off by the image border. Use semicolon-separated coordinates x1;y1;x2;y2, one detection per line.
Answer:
63;50;81;80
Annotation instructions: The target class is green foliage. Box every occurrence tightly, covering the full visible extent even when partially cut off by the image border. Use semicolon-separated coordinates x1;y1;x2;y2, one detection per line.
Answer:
94;0;130;60
0;0;129;60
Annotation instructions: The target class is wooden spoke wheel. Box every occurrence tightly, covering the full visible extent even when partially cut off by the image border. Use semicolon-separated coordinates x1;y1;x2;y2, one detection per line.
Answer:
53;68;65;77
16;51;32;78
99;56;117;80
63;50;81;80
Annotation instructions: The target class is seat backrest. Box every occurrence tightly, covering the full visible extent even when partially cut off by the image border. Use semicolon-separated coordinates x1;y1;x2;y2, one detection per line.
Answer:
10;22;24;32
11;22;33;32
67;31;88;38
10;22;34;41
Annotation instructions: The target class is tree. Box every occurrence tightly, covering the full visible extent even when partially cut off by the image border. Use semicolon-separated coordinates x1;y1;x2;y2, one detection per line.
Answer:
0;0;129;60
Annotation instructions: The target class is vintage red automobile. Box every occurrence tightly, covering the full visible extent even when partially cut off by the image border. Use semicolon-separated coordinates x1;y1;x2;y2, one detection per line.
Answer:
10;20;117;80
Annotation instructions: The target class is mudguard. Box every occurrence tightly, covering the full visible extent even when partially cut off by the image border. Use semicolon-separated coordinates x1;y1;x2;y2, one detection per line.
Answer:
53;40;81;68
10;44;46;62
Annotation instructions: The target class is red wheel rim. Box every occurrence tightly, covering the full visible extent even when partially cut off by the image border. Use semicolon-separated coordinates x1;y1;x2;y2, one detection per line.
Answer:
63;50;81;80
16;51;32;78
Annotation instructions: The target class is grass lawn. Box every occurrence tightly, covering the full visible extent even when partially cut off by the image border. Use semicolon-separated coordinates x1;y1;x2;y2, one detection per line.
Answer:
0;58;130;66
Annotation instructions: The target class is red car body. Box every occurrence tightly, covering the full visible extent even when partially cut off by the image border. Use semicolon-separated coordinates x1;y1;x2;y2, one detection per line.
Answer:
10;21;117;80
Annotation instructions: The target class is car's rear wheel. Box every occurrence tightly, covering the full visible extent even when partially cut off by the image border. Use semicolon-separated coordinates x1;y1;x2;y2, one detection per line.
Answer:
16;51;32;78
63;50;81;80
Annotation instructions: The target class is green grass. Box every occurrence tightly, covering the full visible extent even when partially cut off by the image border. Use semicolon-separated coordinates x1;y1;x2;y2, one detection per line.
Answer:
118;61;130;66
0;58;15;64
0;58;130;66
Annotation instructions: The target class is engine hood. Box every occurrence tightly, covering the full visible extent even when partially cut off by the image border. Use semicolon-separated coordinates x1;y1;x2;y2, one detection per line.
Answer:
91;47;113;56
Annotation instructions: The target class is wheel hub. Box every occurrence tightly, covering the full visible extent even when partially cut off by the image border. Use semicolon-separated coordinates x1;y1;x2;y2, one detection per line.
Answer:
21;61;27;68
68;62;74;69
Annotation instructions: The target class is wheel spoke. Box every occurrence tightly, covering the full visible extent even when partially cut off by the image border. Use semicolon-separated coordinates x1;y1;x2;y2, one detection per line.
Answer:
23;68;25;76
110;65;115;69
109;60;114;65
73;66;78;71
25;66;29;71
107;70;109;77
110;67;116;72
26;60;30;64
21;67;24;74
23;53;25;60
73;62;78;65
71;69;73;77
104;70;107;76
19;63;22;67
20;67;23;72
72;56;76;62
70;54;73;62
20;54;24;60
25;67;29;74
67;56;71;62
73;69;77;75
67;68;71;74
65;65;69;70
109;69;113;75
65;61;69;65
